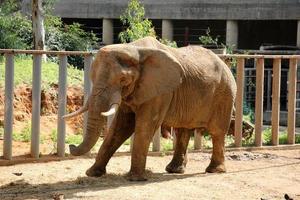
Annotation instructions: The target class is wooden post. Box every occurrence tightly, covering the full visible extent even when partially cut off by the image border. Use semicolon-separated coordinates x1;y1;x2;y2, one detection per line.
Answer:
3;54;14;160
32;0;46;60
255;58;264;147
31;54;42;158
152;126;161;152
271;59;281;146
234;58;245;147
83;55;93;137
172;127;177;150
57;55;67;157
194;129;203;150
287;58;297;144
130;134;134;152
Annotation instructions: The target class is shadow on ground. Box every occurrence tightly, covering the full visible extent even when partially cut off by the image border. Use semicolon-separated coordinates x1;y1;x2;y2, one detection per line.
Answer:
1;160;300;199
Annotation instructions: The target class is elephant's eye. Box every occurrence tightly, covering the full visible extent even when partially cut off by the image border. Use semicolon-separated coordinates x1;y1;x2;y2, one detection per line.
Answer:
120;77;131;86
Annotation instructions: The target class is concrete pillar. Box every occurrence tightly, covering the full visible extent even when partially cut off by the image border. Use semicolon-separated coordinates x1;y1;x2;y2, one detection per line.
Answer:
297;20;300;48
226;20;238;49
102;18;113;45
162;19;173;41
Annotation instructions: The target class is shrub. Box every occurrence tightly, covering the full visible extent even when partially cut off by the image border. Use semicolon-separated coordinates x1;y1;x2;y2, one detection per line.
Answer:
0;1;33;50
0;1;99;68
45;16;98;68
119;0;156;43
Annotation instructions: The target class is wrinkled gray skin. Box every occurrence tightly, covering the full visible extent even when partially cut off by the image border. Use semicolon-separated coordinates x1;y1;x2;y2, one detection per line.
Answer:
66;37;237;181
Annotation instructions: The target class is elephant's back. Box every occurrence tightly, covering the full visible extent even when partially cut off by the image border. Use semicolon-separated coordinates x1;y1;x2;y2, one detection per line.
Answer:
164;45;236;128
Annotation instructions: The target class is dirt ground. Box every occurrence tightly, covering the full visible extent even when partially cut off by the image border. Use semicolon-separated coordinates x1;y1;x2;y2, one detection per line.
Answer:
0;149;299;200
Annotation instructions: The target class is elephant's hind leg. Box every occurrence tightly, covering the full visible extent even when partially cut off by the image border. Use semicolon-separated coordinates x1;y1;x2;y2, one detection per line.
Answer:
166;128;191;173
206;99;233;173
86;109;135;177
205;133;226;173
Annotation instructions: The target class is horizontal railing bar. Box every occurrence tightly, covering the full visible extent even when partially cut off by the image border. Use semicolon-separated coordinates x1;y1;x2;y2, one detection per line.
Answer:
1;49;300;59
0;49;95;56
219;54;300;59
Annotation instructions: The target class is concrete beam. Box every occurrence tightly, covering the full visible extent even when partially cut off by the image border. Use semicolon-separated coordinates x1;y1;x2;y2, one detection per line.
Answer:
162;20;173;41
44;0;300;20
102;18;113;45
226;20;238;49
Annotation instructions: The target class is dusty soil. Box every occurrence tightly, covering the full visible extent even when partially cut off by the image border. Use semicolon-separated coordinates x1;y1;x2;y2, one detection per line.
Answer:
0;149;299;200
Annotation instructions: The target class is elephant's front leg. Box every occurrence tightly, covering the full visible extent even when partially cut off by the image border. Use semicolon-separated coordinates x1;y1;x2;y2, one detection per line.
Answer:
166;128;191;173
128;98;171;181
86;111;135;177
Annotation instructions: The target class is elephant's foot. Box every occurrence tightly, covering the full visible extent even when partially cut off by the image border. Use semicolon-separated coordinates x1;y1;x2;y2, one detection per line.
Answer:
127;171;147;181
205;161;226;173
86;166;106;177
165;159;186;174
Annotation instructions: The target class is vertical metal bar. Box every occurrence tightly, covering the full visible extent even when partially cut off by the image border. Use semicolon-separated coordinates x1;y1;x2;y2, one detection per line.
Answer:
31;54;42;158
130;134;134;152
57;55;67;157
3;54;14;160
267;70;272;111
152;126;161;152
287;58;297;144
234;58;244;147
83;55;93;137
106;115;114;138
271;59;281;146
172;127;177;150
255;58;264;147
194;129;202;150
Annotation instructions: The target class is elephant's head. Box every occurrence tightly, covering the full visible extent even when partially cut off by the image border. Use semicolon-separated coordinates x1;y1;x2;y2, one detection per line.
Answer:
64;44;182;156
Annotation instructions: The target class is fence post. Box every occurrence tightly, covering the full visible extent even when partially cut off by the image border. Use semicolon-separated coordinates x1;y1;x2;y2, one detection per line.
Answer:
31;54;42;158
287;58;297;144
3;54;14;160
83;55;93;137
152;126;161;152
255;58;264;147
194;129;203;150
57;55;67;157
130;134;134;152
234;58;244;147
172;127;177;150
271;59;281;146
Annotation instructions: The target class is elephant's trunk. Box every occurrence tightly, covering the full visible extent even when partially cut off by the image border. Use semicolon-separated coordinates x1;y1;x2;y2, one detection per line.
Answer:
69;89;121;156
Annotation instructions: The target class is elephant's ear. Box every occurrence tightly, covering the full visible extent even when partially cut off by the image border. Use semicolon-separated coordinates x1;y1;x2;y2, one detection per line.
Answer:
131;48;182;105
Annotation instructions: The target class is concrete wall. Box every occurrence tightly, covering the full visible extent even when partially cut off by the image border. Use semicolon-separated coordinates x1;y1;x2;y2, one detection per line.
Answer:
22;0;300;20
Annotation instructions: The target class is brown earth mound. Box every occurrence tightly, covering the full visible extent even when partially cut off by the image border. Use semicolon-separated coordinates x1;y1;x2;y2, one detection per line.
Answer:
0;84;85;135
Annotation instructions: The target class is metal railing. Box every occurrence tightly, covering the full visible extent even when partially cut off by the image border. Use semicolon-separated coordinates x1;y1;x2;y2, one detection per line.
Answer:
0;49;300;161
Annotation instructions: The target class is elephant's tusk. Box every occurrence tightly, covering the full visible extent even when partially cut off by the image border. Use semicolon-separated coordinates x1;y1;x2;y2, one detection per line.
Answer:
101;104;119;116
62;104;88;120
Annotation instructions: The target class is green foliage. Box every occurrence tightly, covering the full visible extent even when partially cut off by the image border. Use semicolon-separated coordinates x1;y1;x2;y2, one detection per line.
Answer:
119;0;156;43
0;57;83;88
0;8;33;50
66;134;82;145
13;123;31;142
0;127;4;138
50;129;57;143
199;28;220;47
0;0;98;68
161;138;174;152
160;39;178;48
262;128;272;145
45;16;98;68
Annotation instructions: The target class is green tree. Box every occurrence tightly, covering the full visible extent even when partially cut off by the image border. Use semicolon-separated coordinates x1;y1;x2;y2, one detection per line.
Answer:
119;0;156;43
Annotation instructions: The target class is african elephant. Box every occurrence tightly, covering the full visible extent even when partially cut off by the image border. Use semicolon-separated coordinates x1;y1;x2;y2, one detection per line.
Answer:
63;36;237;181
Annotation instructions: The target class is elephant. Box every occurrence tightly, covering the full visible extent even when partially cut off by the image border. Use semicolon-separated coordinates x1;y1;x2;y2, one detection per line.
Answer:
63;36;237;181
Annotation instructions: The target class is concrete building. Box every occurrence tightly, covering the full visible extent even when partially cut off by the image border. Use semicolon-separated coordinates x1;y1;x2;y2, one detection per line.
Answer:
22;0;300;48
